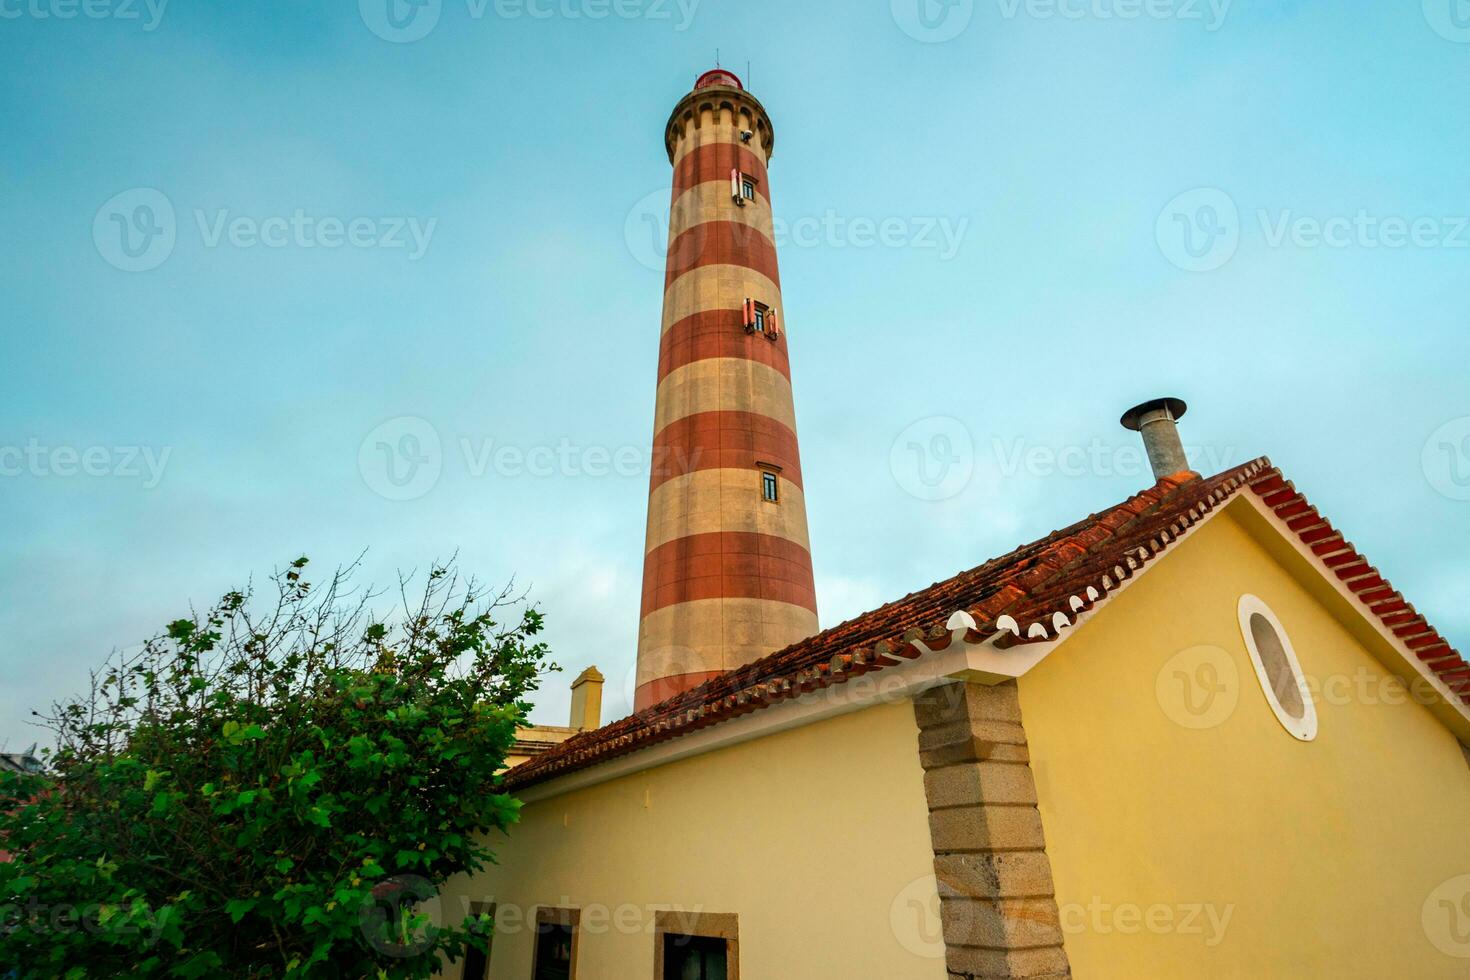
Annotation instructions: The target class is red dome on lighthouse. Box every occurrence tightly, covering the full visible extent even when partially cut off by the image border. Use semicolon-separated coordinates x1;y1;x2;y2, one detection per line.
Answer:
693;68;743;91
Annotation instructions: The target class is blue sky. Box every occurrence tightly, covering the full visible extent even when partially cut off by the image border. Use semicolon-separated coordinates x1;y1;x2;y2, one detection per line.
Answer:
2;0;1468;738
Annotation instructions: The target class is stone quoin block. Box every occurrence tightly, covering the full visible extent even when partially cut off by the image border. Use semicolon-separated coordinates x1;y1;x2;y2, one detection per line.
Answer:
914;681;1071;978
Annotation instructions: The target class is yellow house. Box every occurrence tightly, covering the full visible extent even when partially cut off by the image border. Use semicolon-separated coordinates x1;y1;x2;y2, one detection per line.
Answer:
435;70;1470;979
438;448;1470;979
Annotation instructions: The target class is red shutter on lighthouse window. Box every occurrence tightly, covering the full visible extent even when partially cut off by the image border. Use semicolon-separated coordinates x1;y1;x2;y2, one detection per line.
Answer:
743;298;754;332
767;309;779;340
731;169;743;205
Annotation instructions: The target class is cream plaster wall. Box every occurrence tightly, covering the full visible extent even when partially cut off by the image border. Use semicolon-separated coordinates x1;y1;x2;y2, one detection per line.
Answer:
441;699;946;980
1018;506;1470;978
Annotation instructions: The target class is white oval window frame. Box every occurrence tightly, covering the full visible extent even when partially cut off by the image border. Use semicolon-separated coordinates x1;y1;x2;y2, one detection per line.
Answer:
1237;594;1317;742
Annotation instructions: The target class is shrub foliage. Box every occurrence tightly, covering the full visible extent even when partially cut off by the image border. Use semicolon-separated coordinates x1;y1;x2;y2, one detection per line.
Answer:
0;558;552;978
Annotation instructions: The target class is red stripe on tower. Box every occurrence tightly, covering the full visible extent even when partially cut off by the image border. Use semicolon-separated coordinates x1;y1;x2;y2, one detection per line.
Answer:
658;309;792;381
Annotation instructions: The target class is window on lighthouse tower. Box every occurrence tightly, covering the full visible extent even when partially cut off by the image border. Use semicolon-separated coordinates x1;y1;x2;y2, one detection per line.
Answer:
761;470;779;503
731;170;758;205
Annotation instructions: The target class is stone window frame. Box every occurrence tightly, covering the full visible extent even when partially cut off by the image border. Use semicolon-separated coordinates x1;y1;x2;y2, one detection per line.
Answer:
652;910;739;980
531;906;580;979
1238;593;1317;742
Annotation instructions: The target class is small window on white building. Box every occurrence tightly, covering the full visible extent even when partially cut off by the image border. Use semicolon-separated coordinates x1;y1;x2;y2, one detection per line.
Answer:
1237;594;1317;741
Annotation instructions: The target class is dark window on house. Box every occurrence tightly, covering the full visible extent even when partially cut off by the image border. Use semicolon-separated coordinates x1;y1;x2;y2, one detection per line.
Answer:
462;943;489;980
753;304;766;333
461;902;493;980
1248;612;1305;720
533;924;573;979
741;177;756;201
663;934;728;980
761;471;779;503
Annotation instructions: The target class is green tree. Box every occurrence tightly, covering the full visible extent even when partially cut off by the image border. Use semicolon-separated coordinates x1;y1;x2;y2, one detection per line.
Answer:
0;557;553;979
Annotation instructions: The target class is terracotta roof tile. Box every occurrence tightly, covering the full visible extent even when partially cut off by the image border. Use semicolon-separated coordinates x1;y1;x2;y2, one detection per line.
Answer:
503;458;1467;791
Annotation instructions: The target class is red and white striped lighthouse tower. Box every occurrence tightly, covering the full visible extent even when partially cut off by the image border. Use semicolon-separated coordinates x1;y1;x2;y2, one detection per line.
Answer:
635;69;819;711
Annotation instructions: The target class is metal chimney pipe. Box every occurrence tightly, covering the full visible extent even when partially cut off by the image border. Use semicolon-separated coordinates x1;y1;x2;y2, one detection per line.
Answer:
1121;397;1194;482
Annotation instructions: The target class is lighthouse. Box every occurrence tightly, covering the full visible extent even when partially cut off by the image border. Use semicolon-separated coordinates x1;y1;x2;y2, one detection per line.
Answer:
634;69;819;712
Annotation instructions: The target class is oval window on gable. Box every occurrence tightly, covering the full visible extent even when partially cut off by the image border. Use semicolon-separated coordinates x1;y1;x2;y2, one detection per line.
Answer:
1238;595;1317;741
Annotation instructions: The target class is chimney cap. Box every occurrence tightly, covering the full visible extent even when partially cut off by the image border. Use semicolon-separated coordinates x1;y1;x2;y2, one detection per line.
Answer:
1121;397;1188;432
571;666;605;687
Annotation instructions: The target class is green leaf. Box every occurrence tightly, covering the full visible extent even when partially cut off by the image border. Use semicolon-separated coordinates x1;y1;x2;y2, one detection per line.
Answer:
225;898;256;923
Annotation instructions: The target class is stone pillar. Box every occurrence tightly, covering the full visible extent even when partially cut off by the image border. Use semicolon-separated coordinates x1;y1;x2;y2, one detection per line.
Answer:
913;681;1072;980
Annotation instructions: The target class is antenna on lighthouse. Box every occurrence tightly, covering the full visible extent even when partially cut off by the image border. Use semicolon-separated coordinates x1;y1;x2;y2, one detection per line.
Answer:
715;48;720;68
